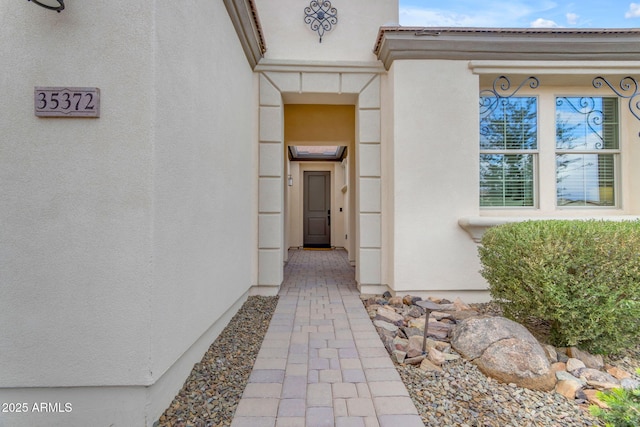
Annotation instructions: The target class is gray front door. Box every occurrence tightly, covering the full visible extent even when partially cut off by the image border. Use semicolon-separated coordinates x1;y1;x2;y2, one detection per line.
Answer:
303;171;331;247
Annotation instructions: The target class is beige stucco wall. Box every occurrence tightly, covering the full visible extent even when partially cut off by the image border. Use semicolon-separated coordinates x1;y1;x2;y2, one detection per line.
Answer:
385;59;640;301
387;60;487;300
0;2;256;426
1;2;154;388
254;0;398;62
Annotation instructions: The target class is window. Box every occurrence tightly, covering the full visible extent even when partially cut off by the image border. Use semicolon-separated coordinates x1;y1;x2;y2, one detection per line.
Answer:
555;97;619;207
478;92;621;210
479;97;537;207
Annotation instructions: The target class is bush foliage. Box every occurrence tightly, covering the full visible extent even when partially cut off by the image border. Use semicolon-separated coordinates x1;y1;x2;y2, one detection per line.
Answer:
589;377;640;427
479;220;640;354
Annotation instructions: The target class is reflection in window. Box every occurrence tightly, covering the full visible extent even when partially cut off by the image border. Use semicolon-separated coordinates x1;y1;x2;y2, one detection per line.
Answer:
480;97;537;207
556;97;618;207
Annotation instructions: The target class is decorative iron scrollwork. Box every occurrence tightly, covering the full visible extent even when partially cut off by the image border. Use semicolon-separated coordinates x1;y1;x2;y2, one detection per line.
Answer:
304;1;337;43
556;97;604;148
593;76;640;123
27;0;64;12
479;76;540;117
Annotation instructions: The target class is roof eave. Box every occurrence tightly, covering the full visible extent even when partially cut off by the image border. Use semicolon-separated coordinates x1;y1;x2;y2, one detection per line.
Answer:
374;27;640;70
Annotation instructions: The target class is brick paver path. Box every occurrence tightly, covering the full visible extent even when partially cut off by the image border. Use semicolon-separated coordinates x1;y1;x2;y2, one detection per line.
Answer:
231;248;423;427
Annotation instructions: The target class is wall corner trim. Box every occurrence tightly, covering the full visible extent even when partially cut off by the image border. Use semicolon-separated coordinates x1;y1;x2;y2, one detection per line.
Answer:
223;0;266;69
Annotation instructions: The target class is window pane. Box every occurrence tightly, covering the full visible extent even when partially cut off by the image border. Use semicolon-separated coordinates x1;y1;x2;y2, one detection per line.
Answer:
556;154;615;206
480;97;538;150
480;154;535;207
556;97;618;150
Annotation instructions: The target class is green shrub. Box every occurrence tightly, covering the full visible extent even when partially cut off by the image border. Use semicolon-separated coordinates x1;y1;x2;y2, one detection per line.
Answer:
479;220;640;354
589;376;640;427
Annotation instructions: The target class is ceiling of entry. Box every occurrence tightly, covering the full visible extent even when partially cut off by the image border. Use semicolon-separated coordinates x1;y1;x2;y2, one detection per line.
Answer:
288;145;347;161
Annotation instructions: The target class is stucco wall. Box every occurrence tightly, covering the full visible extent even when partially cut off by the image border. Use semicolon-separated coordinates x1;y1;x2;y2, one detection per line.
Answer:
151;0;257;386
388;60;487;299
0;2;154;389
254;0;398;62
0;2;256;425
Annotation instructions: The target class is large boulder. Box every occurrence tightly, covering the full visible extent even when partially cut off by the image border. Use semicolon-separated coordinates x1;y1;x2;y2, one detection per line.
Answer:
451;316;556;391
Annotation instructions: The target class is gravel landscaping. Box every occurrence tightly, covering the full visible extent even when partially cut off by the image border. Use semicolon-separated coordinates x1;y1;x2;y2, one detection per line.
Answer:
155;294;639;427
156;295;279;427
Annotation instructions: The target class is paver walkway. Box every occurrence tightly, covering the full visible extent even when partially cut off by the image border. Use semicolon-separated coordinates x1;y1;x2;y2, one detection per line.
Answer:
231;248;424;427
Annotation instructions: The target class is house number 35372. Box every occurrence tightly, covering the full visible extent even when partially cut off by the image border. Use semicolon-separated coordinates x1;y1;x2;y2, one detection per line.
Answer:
34;87;100;118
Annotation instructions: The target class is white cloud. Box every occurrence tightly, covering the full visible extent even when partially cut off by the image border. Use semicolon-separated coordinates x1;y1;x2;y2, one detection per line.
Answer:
398;1;561;28
625;3;640;18
566;12;579;25
531;18;560;27
399;8;476;27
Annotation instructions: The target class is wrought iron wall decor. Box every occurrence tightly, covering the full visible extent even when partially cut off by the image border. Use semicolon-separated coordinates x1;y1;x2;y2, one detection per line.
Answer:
479;75;540;118
304;1;337;43
593;76;640;123
27;0;65;12
556;97;605;147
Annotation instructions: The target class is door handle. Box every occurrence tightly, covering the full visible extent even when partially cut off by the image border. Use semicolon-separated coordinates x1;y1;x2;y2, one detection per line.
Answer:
327;209;331;226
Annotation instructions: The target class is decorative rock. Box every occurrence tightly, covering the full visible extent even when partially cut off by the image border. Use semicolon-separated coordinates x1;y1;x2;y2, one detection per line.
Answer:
442;352;461;361
393;336;409;352
393;350;406;364
404;355;425;365
407;317;452;340
431;311;453;321
621;378;640;390
550;362;566;376
382;291;392;298
406;306;423;318
425;338;451;353
583;389;609;409
567;347;604;370
446;310;480;321
556;370;586;386
419;358;443;373
605;365;632;380
587;380;621;390
408;317;425;330
373;320;399;333
427;348;446;366
556;347;569;363
474;337;557;391
451;316;556;391
400;327;423;338
565;358;586;375
574;368;619;385
452;316;537;360
375;306;404;325
406;335;425;358
453;297;472;311
543;345;558;363
555;379;582;400
388;296;404;307
403;295;414;306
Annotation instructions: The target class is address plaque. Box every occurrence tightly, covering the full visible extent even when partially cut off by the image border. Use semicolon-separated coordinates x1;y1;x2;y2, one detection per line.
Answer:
34;87;100;118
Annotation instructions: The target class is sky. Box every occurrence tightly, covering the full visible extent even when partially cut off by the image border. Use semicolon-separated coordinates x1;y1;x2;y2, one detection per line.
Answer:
398;1;640;28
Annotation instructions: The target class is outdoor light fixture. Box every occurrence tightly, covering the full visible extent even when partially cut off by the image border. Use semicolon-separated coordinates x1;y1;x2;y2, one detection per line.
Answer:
288;175;293;187
27;0;65;13
304;1;337;43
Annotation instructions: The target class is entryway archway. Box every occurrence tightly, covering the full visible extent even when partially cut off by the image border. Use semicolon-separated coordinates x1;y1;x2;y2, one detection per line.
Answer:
255;66;385;295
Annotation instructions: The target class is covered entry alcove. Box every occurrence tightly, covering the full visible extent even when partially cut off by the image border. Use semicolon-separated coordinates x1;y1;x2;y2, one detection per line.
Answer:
254;66;385;295
284;104;354;251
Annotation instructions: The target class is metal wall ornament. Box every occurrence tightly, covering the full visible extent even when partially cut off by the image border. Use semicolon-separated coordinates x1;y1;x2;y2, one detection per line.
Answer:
27;0;64;12
556;97;605;147
593;76;640;123
304;1;337;43
479;75;540;117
